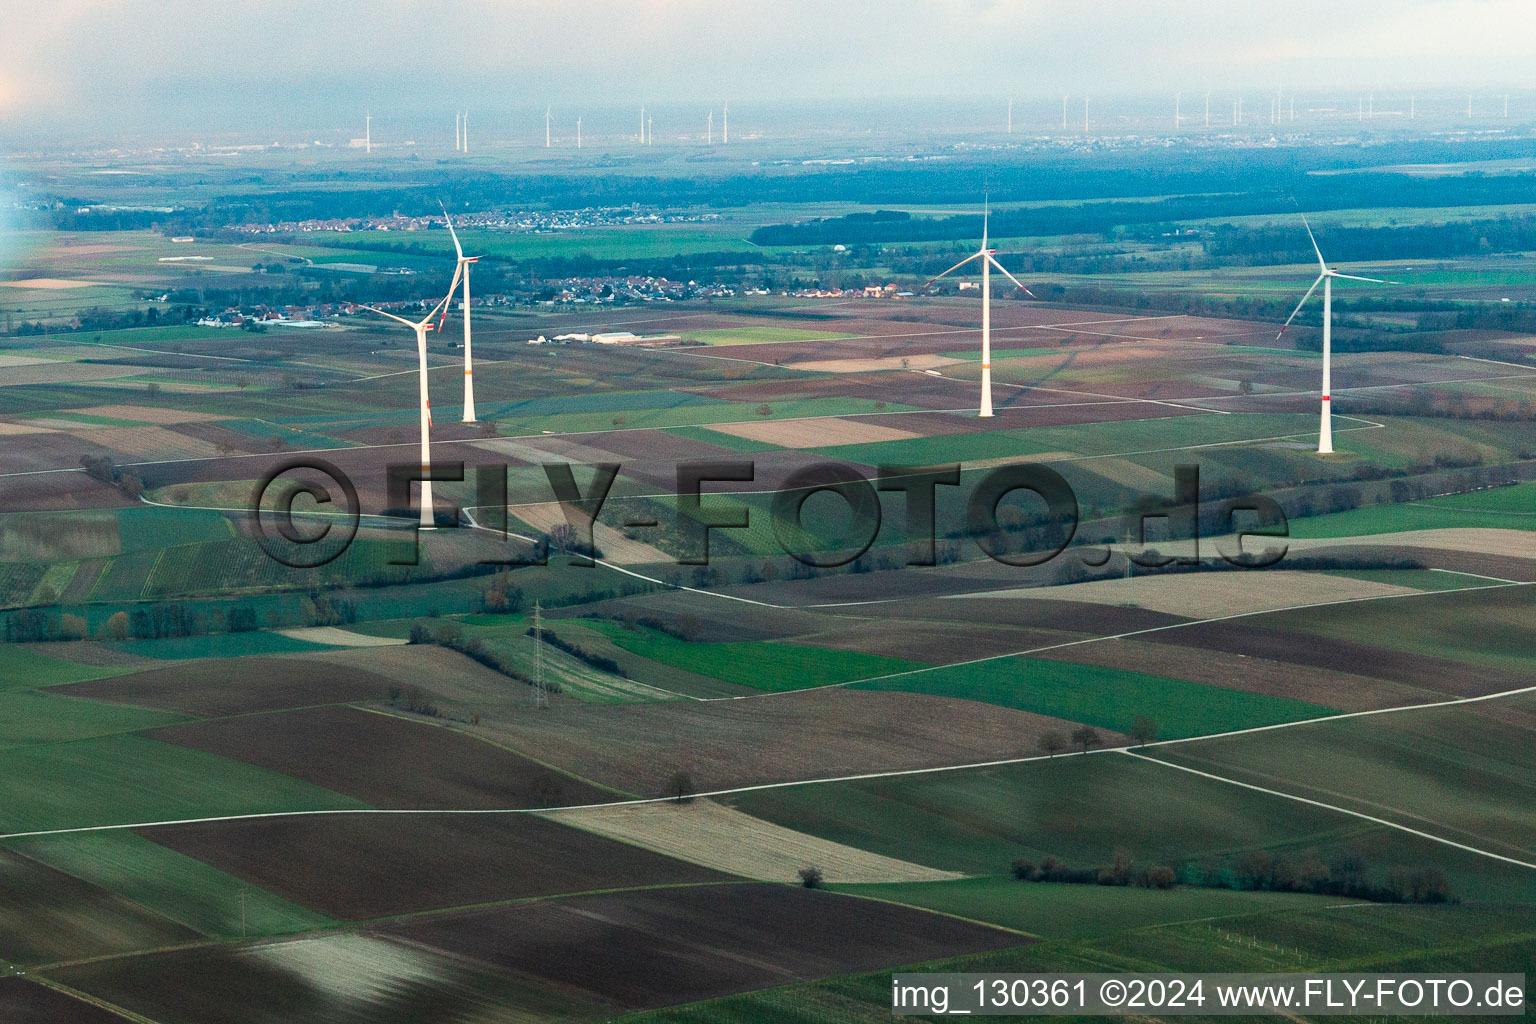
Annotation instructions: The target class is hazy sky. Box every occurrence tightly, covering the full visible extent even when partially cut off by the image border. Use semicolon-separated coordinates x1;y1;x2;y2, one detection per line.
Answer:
6;0;1536;138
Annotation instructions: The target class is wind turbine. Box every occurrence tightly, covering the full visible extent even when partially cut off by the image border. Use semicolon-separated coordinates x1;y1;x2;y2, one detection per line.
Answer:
922;201;1035;417
358;266;463;526
440;201;480;422
545;106;551;147
1276;214;1393;454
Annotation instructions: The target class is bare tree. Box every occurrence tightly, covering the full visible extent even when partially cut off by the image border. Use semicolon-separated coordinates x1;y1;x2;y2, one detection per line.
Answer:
1038;731;1066;758
798;866;824;889
1128;715;1158;748
1071;725;1101;754
667;770;695;804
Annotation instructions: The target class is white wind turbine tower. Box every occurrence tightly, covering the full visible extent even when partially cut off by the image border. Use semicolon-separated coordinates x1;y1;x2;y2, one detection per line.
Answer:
365;114;372;154
577;117;582;149
358;267;463;526
545;106;552;147
440;202;480;422
1007;97;1013;133
1276;214;1393;454
707;110;713;144
639;105;646;143
922;201;1036;417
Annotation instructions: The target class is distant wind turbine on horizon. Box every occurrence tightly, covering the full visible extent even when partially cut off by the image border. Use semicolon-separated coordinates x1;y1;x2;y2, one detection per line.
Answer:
922;200;1036;418
1277;214;1394;454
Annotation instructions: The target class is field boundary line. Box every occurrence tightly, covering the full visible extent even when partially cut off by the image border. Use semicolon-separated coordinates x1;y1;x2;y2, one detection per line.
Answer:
6;680;1536;843
23;977;158;1024
1429;566;1521;584
727;575;1533;701
1121;749;1536;872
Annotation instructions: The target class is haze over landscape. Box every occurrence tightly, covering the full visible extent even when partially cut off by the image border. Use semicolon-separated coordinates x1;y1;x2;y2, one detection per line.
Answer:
0;1;1535;1021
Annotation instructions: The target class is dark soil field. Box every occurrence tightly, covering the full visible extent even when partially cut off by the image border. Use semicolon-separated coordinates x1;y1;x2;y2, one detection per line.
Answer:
53;656;398;716
142;814;731;919
49;933;606;1024
1038;636;1434;711
780;619;1069;663
0;978;130;1023
1145;621;1533;696
384;883;1023;1011
146;705;613;808
0;848;197;965
475;688;1087;794
0;464;135;512
853;596;1188;635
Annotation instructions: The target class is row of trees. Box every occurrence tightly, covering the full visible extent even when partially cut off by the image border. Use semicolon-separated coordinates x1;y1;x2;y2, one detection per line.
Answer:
1012;848;1453;904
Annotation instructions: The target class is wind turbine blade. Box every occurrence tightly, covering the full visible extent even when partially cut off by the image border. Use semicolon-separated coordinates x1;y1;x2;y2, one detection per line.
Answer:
1299;212;1326;271
986;254;1036;297
982;194;989;250
358;305;420;329
1331;272;1393;284
920;251;984;290
1276;275;1324;339
438;200;464;259
431;263;465;329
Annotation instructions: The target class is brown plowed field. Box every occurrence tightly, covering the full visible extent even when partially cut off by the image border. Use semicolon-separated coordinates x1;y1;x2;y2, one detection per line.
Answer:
1143;622;1533;696
0;979;129;1024
780;619;1069;663
384;883;1022;1011
474;688;1090;794
53;656;400;716
143;814;730;919
1038;637;1434;711
682;374;968;408
868;596;1188;634
147;705;612;809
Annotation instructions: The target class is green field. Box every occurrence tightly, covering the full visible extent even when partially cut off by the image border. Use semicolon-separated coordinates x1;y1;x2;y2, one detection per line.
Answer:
583;622;926;691
616;902;1536;1023
0;645;137;688
1259;584;1536;674
729;754;1536;903
0;691;186;749
9;831;333;938
103;631;339;660
1153;691;1536;860
0;733;365;833
830;877;1343;938
1290;481;1536;538
850;656;1337;739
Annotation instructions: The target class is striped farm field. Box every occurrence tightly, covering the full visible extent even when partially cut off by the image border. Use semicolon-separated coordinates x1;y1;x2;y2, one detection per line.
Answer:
545;799;962;883
850;656;1337;739
583;622;927;691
